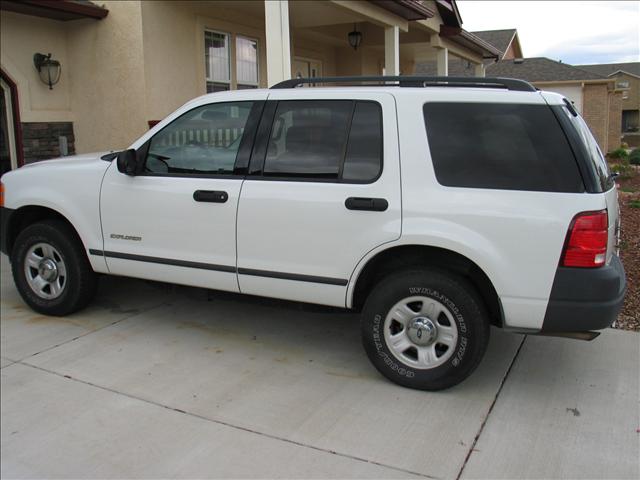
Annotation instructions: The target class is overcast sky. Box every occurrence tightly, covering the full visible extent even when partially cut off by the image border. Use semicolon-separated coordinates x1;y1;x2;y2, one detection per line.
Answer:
457;1;640;65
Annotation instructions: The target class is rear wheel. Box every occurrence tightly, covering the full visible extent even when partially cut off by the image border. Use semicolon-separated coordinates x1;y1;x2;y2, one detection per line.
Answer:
11;220;97;316
361;269;490;390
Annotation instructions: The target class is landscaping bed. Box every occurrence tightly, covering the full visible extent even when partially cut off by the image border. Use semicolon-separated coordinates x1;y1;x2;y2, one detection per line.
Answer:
615;165;640;332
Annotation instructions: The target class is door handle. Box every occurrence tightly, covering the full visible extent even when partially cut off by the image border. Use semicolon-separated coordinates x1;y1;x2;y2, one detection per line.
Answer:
193;190;228;203
345;197;388;212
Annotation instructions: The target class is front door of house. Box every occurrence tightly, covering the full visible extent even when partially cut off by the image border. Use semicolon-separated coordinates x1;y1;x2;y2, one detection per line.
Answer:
293;58;322;78
0;77;18;176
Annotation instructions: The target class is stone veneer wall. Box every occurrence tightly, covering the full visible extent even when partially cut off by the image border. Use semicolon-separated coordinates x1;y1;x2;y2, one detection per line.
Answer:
607;91;623;152
22;122;75;164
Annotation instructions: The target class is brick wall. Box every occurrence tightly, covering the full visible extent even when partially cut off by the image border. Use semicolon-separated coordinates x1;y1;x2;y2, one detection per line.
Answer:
582;84;609;152
22;122;75;163
607;90;623;151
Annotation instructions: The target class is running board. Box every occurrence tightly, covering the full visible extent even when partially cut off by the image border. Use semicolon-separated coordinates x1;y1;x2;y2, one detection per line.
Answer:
534;331;601;341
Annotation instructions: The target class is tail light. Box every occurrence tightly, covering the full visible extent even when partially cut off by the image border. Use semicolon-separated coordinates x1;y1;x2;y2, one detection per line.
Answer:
0;182;4;207
561;210;608;268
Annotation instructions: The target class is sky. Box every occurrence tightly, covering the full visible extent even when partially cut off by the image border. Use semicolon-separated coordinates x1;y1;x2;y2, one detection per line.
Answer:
457;1;640;65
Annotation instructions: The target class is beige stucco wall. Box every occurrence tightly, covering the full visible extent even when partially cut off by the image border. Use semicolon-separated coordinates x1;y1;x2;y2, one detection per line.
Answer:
140;1;269;122
66;1;148;152
0;11;73;122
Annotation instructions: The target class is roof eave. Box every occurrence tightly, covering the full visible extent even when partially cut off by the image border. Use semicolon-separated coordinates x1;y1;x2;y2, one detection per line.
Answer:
0;0;109;20
369;0;434;21
440;25;502;59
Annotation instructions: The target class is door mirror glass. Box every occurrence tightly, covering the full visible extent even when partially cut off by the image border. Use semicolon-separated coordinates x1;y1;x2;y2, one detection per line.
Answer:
116;149;139;176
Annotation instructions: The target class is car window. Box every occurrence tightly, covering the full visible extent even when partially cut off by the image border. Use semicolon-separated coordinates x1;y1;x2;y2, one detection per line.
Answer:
342;102;383;182
423;102;584;192
145;102;254;175
262;100;382;182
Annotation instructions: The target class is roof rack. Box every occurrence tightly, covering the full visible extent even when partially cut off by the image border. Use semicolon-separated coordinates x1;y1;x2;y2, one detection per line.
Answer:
271;75;536;92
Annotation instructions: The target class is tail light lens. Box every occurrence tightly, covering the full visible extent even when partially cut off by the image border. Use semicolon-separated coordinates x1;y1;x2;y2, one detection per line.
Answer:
0;182;4;207
561;210;608;268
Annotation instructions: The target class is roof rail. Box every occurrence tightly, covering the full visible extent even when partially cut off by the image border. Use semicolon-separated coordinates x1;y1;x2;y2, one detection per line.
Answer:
270;75;537;92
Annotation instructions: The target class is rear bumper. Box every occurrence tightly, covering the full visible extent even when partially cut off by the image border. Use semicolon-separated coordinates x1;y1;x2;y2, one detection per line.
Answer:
0;206;14;256
541;254;626;332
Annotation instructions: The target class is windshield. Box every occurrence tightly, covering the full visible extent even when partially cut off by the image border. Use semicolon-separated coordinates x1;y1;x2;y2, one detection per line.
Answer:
561;105;613;191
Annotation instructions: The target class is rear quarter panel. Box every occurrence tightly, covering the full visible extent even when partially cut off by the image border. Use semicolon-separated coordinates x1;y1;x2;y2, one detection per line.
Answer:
392;89;606;330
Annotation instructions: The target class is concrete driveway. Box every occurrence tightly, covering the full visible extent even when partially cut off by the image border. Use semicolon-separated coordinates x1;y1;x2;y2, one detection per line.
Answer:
1;254;638;479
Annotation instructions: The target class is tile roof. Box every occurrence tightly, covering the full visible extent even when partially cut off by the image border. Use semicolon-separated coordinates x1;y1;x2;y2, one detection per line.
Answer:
486;57;608;82
574;62;640;78
471;29;517;56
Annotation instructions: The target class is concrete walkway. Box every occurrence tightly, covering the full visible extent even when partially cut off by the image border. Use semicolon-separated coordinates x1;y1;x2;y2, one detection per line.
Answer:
1;254;638;479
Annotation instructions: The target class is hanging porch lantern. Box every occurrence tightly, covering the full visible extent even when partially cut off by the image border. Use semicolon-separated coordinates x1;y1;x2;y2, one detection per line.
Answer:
348;24;362;51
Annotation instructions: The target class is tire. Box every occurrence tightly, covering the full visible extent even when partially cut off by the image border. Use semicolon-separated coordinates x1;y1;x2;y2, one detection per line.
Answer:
11;220;98;316
361;269;490;391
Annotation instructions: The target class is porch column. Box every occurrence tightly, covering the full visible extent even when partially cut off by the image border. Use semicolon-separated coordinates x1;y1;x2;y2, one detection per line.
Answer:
264;0;291;86
436;48;448;76
384;26;399;76
474;62;485;77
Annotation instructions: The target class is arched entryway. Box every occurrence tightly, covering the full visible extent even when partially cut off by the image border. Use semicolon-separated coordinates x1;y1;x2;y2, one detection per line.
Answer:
0;69;24;175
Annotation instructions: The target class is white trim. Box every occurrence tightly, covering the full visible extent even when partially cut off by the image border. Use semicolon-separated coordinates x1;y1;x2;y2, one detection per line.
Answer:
236;34;260;87
607;69;640;80
204;28;232;88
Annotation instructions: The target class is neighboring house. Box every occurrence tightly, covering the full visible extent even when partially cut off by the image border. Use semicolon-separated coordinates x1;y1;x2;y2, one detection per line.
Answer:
473;28;523;61
575;62;640;147
0;0;498;172
487;57;623;153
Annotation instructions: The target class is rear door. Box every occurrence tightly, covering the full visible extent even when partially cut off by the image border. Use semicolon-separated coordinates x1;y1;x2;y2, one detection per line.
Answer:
236;91;401;307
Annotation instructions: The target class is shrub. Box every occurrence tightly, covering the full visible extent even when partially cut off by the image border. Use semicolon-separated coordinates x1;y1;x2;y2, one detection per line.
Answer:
608;147;629;160
629;148;640;166
610;158;633;179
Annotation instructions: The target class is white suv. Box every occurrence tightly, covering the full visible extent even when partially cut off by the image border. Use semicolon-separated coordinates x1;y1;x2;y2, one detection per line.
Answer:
0;76;626;390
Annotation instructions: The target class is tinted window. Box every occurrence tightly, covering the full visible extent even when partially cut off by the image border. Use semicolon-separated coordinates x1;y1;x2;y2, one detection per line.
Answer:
145;102;253;175
423;103;584;192
342;102;383;182
262;100;382;182
264;101;351;179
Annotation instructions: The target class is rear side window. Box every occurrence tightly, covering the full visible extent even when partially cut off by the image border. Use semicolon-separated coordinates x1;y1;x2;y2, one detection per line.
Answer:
423;102;584;192
262;100;382;182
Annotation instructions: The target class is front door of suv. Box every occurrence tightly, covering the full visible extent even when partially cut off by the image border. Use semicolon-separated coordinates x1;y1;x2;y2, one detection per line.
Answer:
99;96;265;292
236;91;401;307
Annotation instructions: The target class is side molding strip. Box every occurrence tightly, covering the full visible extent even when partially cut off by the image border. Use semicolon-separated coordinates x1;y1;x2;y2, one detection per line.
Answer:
88;250;348;286
237;267;348;286
89;249;235;273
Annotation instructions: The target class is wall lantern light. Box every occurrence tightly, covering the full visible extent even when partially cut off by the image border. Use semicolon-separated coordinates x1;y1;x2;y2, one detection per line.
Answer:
348;23;362;51
33;53;61;90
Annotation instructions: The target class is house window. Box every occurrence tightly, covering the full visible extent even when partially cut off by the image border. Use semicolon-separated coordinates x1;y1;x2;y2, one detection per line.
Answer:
236;36;258;89
622;91;629;100
205;30;230;93
617;80;630;89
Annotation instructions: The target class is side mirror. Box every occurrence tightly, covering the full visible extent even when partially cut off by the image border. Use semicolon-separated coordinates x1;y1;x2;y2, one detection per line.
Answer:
116;149;139;176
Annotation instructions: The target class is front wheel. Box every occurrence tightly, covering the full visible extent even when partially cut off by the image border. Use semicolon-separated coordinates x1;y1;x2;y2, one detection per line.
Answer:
11;220;98;316
361;269;490;390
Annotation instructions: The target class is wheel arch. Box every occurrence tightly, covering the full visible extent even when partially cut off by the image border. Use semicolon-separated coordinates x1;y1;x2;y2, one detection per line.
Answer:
6;205;85;258
350;244;504;327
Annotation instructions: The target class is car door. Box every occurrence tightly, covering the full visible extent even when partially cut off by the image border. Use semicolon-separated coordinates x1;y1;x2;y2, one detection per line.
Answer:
236;91;401;307
99;96;265;292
